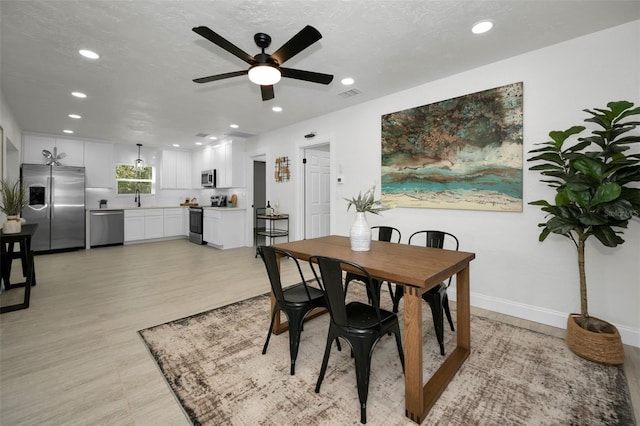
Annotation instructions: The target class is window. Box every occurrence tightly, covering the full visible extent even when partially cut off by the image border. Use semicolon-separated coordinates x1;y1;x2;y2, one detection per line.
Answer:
115;164;155;195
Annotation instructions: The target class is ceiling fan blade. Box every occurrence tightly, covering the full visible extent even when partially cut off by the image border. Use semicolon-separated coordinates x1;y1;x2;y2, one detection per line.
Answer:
193;70;248;84
271;25;322;65
261;85;275;101
193;26;255;65
281;68;334;85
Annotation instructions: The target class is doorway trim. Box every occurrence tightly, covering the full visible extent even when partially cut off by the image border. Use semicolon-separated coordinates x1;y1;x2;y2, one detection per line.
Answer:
246;151;267;247
297;138;332;240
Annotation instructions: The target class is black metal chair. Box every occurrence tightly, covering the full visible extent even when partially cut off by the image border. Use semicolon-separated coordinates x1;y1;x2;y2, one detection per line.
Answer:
309;255;404;424
392;230;459;356
344;226;401;308
258;245;329;375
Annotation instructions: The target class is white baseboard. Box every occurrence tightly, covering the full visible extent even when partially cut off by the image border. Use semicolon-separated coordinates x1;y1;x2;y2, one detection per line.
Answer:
447;289;640;349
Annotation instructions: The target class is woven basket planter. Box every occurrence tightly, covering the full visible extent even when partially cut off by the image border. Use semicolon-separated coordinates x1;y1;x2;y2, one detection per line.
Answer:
566;314;624;365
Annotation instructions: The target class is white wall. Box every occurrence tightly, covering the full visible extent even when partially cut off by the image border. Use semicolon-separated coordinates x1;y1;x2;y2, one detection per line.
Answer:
1;89;23;224
1;89;23;181
247;21;640;346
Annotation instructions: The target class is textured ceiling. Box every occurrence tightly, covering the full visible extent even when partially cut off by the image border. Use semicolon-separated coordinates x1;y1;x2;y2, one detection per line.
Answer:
2;1;639;150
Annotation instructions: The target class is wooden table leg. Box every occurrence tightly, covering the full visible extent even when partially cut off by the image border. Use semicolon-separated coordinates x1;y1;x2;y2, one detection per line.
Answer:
419;267;471;423
403;285;424;422
456;266;471;350
404;266;472;424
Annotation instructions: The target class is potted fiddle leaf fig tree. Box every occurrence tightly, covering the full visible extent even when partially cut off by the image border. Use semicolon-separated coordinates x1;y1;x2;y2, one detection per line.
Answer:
527;100;640;365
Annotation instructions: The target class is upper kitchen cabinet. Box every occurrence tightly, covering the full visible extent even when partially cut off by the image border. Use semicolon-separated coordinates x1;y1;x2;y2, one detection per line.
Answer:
191;145;213;188
161;150;191;189
212;139;245;188
23;134;84;167
84;141;114;188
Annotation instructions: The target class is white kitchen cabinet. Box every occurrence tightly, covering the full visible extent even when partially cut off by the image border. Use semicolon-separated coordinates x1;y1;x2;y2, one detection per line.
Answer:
211;139;245;188
144;209;164;239
126;208;185;242
191;145;213;188
212;144;227;187
124;210;145;242
203;208;245;249
84;141;114;188
22;134;54;164
55;138;85;166
176;151;191;188
161;150;177;188
161;150;192;189
22;134;84;166
203;210;218;246
192;149;203;189
163;208;183;237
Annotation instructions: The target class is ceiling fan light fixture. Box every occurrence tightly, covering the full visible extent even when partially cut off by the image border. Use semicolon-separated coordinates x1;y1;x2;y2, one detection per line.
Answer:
248;64;281;86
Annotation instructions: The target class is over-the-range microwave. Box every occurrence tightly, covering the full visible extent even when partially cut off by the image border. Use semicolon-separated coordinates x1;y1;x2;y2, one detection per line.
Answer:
201;169;216;187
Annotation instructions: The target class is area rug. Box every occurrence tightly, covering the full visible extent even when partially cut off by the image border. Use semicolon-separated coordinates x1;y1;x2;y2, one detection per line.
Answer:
138;285;635;425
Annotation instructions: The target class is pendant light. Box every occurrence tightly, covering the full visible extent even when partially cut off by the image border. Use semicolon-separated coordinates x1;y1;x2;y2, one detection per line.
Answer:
134;143;144;171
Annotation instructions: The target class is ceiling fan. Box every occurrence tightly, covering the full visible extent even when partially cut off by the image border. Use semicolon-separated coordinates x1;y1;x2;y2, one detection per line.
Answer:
192;25;334;101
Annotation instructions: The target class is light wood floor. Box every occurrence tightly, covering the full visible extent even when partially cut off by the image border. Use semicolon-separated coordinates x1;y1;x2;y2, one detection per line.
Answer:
1;239;638;424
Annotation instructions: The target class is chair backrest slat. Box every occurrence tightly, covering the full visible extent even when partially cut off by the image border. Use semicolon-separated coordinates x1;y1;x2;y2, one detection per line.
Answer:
408;230;459;251
310;255;383;327
371;226;401;243
408;230;459;287
258;245;313;303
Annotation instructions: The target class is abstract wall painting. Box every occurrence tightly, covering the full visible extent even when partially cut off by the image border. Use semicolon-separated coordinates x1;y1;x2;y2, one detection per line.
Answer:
381;82;523;212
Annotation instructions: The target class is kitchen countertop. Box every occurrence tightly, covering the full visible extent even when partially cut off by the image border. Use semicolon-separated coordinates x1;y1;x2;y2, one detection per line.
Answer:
86;206;246;212
202;206;246;211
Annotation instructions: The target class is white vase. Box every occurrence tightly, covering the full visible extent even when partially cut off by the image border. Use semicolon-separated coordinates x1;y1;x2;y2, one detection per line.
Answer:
3;215;22;234
350;212;371;251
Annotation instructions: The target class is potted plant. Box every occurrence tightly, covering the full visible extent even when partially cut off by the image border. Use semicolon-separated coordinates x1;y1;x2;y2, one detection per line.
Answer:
345;185;384;251
0;179;27;234
527;100;640;364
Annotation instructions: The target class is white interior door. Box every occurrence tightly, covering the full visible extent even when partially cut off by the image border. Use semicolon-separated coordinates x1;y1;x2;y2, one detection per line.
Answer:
305;148;330;239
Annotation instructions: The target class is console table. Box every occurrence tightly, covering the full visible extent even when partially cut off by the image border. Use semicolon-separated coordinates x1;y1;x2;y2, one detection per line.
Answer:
1;223;38;313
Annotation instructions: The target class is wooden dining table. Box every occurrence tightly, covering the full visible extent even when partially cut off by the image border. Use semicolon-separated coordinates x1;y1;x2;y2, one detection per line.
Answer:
272;235;476;424
1;224;38;314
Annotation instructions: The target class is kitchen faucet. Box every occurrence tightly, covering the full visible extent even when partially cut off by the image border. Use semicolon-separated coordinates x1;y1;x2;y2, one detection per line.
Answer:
134;189;141;207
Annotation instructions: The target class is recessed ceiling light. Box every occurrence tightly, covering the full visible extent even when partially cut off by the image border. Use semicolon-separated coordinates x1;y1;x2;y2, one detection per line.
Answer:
172;144;180;147
230;124;239;129
68;114;82;119
79;49;99;59
71;91;87;98
195;142;203;146
472;20;494;34
63;129;74;134
272;106;283;112
341;77;355;85
209;136;217;140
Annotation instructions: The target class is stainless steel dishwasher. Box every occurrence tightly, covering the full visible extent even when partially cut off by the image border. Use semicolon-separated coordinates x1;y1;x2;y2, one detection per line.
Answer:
90;210;124;247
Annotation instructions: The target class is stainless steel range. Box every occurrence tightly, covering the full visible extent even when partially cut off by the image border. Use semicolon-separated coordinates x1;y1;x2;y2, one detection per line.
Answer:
189;206;205;245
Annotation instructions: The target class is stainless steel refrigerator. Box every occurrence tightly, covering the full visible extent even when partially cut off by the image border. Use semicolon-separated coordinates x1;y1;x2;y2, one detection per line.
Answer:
21;164;85;252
